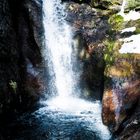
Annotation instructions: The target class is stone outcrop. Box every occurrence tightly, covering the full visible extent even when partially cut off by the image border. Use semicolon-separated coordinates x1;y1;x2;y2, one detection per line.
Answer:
65;2;109;99
124;0;140;11
64;0;140;138
101;3;140;138
0;0;43;114
102;55;140;131
64;0;123;11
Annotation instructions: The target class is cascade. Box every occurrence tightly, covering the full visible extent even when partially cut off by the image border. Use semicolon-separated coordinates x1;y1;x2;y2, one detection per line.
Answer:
43;0;79;98
40;0;112;139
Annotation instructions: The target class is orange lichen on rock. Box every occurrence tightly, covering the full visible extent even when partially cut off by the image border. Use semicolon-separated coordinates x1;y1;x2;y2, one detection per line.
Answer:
102;89;116;126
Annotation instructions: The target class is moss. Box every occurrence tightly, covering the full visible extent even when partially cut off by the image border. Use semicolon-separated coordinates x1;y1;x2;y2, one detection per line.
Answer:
104;52;140;78
103;39;118;68
103;38;138;78
126;0;140;11
134;27;140;34
126;19;140;34
90;0;121;9
108;14;124;31
9;80;17;94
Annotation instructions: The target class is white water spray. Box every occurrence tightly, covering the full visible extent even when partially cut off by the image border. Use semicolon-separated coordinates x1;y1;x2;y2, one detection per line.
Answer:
43;0;79;98
42;0;111;139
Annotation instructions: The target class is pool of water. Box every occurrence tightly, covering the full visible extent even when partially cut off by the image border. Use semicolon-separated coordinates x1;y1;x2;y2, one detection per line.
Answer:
0;97;114;140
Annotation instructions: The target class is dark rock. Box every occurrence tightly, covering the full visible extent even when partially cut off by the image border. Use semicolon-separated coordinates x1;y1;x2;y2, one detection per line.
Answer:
66;2;108;99
117;99;140;140
0;0;44;114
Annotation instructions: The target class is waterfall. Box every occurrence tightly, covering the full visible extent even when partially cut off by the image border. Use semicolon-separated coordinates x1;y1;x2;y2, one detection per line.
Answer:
43;0;79;98
42;0;111;139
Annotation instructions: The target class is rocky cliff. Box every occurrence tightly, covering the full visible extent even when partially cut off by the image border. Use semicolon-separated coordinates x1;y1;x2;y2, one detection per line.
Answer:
0;0;43;114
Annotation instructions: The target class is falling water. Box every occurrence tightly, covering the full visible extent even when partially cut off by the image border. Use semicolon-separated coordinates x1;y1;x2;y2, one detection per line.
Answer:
43;0;79;98
40;0;112;139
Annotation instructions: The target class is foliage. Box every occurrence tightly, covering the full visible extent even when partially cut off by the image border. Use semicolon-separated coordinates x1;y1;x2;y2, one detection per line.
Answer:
9;80;17;94
108;14;124;31
127;0;140;10
103;39;116;67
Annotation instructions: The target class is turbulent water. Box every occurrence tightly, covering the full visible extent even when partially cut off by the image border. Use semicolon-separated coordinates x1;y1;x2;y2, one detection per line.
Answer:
0;0;112;140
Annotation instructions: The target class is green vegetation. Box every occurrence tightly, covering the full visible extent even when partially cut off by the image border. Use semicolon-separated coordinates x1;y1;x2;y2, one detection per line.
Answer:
103;39;116;67
9;80;17;94
126;0;140;10
108;14;124;31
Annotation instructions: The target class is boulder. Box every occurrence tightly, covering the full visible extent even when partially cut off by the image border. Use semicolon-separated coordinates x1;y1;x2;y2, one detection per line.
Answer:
102;57;140;131
101;5;140;138
118;99;140;140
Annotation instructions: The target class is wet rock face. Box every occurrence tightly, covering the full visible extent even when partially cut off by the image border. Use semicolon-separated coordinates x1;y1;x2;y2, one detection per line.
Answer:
0;0;43;114
63;0;123;11
102;55;140;138
102;70;140;131
99;0;140;136
0;0;20;113
118;99;140;140
102;12;140;132
66;2;108;99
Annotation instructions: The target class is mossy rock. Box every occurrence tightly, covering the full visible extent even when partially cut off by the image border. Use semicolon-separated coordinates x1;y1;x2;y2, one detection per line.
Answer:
105;53;140;78
125;0;140;11
125;19;140;34
90;0;122;10
108;14;124;31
